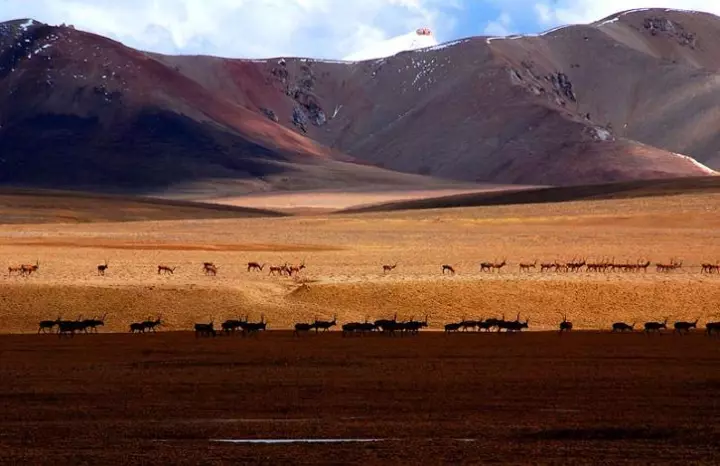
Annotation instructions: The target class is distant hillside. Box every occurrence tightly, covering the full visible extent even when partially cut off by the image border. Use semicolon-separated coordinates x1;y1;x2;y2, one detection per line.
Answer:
1;10;719;196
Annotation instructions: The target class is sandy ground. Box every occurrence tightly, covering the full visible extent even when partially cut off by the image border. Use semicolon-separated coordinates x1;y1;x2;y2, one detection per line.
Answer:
1;192;720;333
201;186;530;214
1;331;719;464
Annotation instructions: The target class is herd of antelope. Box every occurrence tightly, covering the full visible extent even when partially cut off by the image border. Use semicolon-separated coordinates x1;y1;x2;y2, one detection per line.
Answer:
8;257;720;279
36;311;720;338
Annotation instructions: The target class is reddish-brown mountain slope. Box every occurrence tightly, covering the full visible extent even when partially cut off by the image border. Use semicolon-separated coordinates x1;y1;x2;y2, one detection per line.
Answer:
0;10;717;195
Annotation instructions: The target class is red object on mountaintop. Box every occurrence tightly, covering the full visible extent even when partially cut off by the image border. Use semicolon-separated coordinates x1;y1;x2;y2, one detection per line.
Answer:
416;27;432;36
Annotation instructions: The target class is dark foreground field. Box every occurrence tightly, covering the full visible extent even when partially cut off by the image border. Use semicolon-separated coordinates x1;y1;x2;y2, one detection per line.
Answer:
1;331;719;465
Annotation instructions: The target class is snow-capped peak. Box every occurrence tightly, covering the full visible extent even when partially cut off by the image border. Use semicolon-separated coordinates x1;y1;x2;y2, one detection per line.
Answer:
344;28;439;61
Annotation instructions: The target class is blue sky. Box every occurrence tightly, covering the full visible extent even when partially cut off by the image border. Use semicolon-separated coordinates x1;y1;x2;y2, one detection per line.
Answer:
1;0;718;59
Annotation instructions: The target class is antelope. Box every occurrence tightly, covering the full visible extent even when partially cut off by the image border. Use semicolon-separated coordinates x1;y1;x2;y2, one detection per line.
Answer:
404;315;429;335
268;265;285;276
673;319;698;335
442;264;455;275
8;264;24;276
38;316;61;334
519;260;537;272
479;261;493;272
644;317;668;334
444;322;462;333
611;322;635;332
558;313;573;333
567;258;586;273
221;316;247;334
342;317;376;336
21;260;40;276
294;321;314;336
477;318;497;332
287;262;306;276
82;313;107;333
157;265;176;275
142;316;162;333
706;321;720;336
57;317;86;338
130;321;146;333
97;260;109;276
498;313;529;333
203;263;218;276
247;262;265;272
242;314;267;335
491;258;507;272
540;261;556;273
459;317;479;332
382;264;397;273
374;313;397;332
313;314;337;333
194;321;216;338
701;263;714;274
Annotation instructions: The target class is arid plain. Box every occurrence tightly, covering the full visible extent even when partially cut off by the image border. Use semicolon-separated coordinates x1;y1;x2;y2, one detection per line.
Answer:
2;191;720;464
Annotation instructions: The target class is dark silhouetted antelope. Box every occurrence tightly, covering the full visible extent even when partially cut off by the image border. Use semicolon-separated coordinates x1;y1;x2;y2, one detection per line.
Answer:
313;314;337;333
558;313;573;333
194;321;216;338
82;313;107;333
673;319;698;335
38;316;61;334
203;263;218;276
644;317;668;335
442;264;455;275
243;314;267;335
247;262;265;272
491;258;507;272
21;260;40;276
382;264;397;273
444;322;462;333
294;321;314;337
158;265;176;275
612;322;635;332
706;321;720;337
97;260;109;276
479;261;493;272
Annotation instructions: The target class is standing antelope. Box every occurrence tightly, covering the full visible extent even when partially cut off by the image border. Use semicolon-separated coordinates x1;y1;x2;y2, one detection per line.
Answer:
644;317;668;335
674;319;698;335
612;322;635;333
706;321;720;336
8;265;24;276
558;313;573;333
294;321;314;337
242;314;267;335
82;313;107;333
491;258;507;272
21;260;40;276
203;263;218;276
97;260;109;276
247;262;265;272
519;260;537;272
442;264;455;275
194;320;216;338
142;316;162;332
313;314;337;333
268;265;285;276
479;261;493;272
38;316;61;334
382;264;397;273
157;265;176;275
498;313;529;333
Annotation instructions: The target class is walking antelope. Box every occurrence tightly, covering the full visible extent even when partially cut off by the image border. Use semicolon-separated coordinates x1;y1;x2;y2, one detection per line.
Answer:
97;260;109;276
57;317;86;338
558;313;573;333
142;316;162;332
221;316;247;334
674;319;698;335
441;264;456;275
130;321;146;333
404;315;429;335
444;322;462;333
203;263;219;276
313;314;337;333
243;314;267;335
491;258;507;272
157;265;176;275
611;322;635;332
21;260;40;276
519;260;537;272
382;264;397;273
8;264;24;276
644;317;668;334
706;321;720;336
540;261;556;273
81;313;107;333
294;321;314;337
194;320;216;338
459;317;479;332
479;261;493;272
287;262;306;276
38;316;61;334
342;317;376;336
268;264;285;276
247;262;265;272
498;313;529;333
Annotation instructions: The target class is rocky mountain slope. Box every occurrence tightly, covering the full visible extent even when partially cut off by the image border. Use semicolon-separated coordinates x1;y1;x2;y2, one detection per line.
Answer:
0;10;717;194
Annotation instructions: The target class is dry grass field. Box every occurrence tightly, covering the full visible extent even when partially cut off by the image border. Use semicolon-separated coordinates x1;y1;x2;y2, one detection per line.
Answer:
2;190;720;464
1;192;720;333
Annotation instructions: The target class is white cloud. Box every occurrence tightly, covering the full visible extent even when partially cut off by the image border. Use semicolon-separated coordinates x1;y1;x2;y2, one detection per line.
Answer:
0;0;459;59
483;12;514;36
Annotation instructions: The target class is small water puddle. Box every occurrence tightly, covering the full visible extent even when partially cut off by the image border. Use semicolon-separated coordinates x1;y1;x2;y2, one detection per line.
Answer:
211;438;384;444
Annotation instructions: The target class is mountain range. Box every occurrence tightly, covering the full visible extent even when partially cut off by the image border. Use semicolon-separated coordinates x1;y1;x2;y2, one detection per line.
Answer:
0;9;718;198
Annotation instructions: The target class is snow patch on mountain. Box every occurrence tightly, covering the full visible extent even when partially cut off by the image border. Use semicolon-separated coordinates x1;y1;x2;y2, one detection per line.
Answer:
344;29;439;61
